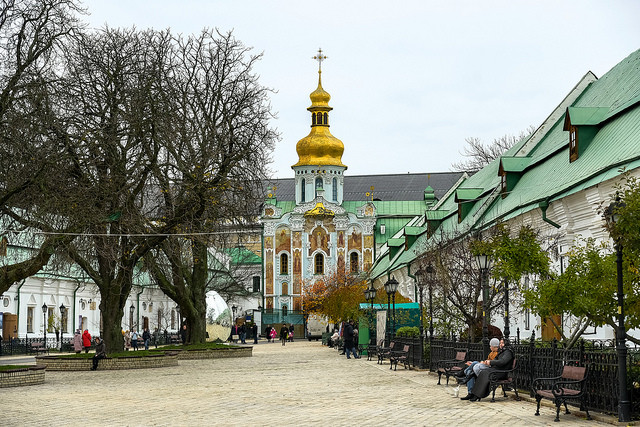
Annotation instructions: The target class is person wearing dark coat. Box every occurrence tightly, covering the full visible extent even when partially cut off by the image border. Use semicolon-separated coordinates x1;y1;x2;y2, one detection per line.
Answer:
343;320;359;359
279;324;288;346
467;343;515;401
91;337;107;371
252;323;258;344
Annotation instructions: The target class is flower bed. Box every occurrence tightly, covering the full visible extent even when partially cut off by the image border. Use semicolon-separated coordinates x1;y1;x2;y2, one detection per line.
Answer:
0;366;46;388
35;352;179;371
172;346;253;360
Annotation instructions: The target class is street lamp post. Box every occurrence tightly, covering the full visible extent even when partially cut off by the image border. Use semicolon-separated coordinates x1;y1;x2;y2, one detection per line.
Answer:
474;252;492;358
41;303;48;348
130;304;135;330
384;277;399;343
605;199;631;423
414;265;427;369
364;283;377;346
59;303;65;351
503;281;510;343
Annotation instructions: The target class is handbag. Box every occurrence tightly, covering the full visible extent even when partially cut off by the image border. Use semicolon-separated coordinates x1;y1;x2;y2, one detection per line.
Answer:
232;334;239;340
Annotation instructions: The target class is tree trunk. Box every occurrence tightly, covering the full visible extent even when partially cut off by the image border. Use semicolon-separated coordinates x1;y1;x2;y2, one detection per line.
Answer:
99;290;125;353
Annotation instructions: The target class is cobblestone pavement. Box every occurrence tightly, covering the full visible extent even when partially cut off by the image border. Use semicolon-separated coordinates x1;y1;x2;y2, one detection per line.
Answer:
2;341;616;427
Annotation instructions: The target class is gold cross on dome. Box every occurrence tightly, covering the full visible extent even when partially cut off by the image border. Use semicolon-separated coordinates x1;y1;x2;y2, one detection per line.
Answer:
313;48;327;71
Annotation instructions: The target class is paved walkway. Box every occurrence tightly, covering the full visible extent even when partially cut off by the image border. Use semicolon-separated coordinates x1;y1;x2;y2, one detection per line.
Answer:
2;341;615;426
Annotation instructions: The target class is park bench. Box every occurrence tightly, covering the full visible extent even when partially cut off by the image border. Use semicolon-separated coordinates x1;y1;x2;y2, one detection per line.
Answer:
436;351;467;385
533;365;591;422
389;344;410;371
377;341;397;365
488;358;520;402
170;334;180;344
367;339;383;361
30;341;48;355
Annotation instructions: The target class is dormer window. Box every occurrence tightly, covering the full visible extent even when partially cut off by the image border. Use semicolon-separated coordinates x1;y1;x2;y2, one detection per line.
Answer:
569;125;578;162
500;172;507;198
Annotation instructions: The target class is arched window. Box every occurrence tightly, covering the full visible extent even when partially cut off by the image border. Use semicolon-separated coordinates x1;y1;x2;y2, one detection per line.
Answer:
315;177;322;197
312;112;316;125
282;282;289;295
280;253;288;275
324;112;328;125
314;253;324;275
350;252;359;273
301;178;305;202
332;177;338;201
282;305;288;316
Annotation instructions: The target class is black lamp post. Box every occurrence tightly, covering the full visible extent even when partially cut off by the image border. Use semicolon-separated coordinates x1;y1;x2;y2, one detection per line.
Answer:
474;252;492;358
41;303;48;347
503;280;510;343
59;303;65;350
130;304;135;330
605;199;631;422
384;276;399;342
364;283;377;345
414;265;427;369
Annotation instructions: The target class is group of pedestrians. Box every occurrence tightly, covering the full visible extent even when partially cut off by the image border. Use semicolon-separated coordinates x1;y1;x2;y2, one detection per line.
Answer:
262;324;295;345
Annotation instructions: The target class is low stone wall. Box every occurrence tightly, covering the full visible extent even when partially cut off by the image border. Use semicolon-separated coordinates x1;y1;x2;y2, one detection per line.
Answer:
36;353;179;371
0;366;46;388
175;346;253;360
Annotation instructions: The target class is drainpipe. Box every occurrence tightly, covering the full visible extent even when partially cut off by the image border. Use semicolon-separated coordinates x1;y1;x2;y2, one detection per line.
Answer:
539;199;561;229
261;224;265;311
72;280;82;332
15;279;25;337
407;263;417;302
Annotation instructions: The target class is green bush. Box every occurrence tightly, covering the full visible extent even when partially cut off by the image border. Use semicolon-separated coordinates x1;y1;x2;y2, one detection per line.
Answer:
395;326;420;338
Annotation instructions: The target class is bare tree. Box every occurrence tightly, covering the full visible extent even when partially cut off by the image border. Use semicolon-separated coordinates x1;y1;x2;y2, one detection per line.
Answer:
451;126;535;174
144;30;277;344
0;0;83;294
52;27;178;352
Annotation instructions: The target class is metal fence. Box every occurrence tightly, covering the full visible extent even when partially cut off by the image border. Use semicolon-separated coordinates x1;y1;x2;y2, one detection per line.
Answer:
429;333;640;419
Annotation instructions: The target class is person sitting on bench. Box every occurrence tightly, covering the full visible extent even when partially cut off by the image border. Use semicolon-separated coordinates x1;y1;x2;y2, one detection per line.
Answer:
458;338;500;399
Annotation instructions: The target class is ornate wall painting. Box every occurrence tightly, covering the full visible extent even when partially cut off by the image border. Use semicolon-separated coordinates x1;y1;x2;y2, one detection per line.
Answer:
275;227;291;254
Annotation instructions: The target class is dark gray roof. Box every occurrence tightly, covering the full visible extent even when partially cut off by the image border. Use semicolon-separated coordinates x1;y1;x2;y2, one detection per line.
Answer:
264;172;463;202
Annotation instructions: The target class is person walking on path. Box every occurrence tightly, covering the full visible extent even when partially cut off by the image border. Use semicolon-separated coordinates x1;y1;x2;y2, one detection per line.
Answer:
82;329;92;353
73;329;83;354
289;324;295;342
252;323;258;344
265;326;272;343
142;328;151;350
343;320;359;359
124;330;131;351
270;327;277;342
280;324;288;346
239;323;246;344
91;336;106;371
131;330;139;351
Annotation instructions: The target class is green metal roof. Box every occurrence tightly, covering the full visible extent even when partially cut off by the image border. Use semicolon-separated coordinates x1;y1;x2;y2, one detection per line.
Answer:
566;107;610;126
387;238;404;247
404;226;425;236
500;156;531;173
454;188;484;202
226;247;262;265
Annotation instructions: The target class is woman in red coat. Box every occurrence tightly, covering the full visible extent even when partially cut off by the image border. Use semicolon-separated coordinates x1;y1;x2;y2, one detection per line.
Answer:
82;329;92;353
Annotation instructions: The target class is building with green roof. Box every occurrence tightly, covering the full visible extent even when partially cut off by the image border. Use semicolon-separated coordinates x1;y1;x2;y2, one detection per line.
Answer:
370;49;640;342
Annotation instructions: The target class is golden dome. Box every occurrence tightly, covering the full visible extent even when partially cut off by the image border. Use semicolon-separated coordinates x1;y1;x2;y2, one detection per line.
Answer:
292;71;347;169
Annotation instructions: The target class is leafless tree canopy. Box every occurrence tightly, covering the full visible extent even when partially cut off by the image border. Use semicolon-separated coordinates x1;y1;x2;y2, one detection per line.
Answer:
451;126;535;174
0;2;277;351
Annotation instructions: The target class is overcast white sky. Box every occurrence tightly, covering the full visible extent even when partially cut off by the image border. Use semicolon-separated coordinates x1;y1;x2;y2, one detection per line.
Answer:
83;0;640;178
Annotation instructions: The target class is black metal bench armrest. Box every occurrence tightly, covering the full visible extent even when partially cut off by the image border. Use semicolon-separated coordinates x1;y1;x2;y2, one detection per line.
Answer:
532;375;562;390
